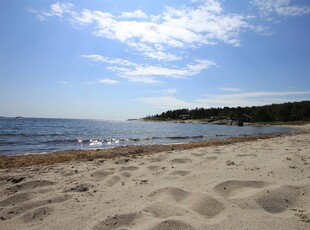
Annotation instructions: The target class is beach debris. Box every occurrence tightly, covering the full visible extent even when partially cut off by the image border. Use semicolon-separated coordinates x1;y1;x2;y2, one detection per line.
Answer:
64;184;89;193
226;160;235;166
140;179;148;185
10;177;25;184
295;213;310;223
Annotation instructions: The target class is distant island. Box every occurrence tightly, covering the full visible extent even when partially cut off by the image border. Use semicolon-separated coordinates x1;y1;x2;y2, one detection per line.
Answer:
141;101;310;125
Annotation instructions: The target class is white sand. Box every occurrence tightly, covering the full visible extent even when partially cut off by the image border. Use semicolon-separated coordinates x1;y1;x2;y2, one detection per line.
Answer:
0;125;309;229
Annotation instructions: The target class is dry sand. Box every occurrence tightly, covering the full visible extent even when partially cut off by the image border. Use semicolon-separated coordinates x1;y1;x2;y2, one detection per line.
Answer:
0;125;309;229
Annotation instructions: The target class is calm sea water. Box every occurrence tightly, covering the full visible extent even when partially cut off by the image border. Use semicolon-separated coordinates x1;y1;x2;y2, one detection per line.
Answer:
0;118;294;155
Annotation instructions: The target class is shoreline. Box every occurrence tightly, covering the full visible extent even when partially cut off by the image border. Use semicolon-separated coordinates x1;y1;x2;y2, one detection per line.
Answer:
0;124;304;169
0;124;309;229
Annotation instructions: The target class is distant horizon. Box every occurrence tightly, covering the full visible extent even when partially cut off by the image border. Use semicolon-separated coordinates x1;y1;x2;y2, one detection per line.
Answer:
1;99;309;121
1;0;310;120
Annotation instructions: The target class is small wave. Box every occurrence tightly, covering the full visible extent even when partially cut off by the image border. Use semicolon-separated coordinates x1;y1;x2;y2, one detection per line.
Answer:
42;139;79;144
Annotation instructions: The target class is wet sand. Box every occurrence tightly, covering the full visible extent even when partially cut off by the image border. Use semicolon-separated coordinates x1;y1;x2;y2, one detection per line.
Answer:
0;125;309;229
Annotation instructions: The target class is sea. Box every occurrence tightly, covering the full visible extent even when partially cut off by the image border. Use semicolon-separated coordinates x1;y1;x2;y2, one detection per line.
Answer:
0;118;295;155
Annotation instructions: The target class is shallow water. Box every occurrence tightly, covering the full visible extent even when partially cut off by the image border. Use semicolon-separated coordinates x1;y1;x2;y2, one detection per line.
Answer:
0;118;294;155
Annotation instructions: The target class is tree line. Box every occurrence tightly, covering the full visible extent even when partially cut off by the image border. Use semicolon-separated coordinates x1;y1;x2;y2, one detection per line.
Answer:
145;101;310;122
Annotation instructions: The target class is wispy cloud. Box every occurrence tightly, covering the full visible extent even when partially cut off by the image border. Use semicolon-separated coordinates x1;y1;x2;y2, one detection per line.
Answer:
33;0;258;62
138;91;310;108
58;80;73;87
120;10;148;19
197;91;310;107
219;87;243;92
33;2;74;21
97;79;119;85
82;54;215;84
59;81;69;84
81;54;137;67
137;96;194;109
251;0;310;17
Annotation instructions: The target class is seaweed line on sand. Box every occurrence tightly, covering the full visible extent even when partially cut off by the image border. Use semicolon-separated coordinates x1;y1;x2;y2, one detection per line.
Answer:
0;133;292;169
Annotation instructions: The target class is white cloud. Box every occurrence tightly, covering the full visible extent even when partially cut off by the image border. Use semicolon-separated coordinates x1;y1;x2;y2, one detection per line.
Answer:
97;79;119;85
137;96;194;109
164;88;178;94
119;59;215;79
81;54;137;67
138;91;310;108
34;2;74;21
128;42;182;61
35;0;254;61
120;10;148;19
219;87;243;92
82;53;215;84
197;91;310;107
252;0;310;17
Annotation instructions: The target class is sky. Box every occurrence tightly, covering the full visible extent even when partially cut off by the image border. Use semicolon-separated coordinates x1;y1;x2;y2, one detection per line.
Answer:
0;0;310;120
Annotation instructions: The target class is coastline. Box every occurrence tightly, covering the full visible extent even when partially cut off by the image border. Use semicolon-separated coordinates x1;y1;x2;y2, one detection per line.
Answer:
0;133;292;169
0;123;303;169
0;125;309;229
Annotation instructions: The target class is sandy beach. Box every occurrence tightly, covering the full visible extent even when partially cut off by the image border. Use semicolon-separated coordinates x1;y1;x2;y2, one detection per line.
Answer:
0;125;309;230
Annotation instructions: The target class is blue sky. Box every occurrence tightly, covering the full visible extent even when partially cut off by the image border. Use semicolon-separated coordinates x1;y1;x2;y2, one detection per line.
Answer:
0;0;310;120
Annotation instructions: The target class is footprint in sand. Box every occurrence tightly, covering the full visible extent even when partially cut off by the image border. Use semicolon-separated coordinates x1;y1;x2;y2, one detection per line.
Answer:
64;184;91;193
214;180;270;198
236;153;257;158
149;219;195;230
105;176;121;187
149;187;224;219
169;170;191;177
119;166;139;172
0;192;34;207
120;171;132;178
0;194;71;221
170;158;191;164
147;165;161;171
191;152;205;157
205;156;217;161
215;181;304;214
6;180;55;193
93;213;140;230
143;202;188;219
147;157;166;163
255;185;302;213
21;206;53;223
91;170;114;179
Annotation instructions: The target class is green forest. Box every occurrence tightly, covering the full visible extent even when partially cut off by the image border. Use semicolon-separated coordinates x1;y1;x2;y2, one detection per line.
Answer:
145;101;310;123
